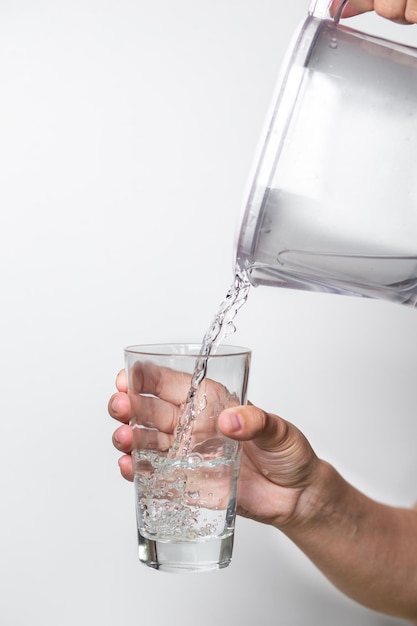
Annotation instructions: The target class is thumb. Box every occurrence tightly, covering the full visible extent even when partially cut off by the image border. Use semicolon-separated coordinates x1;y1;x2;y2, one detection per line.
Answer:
329;0;372;18
218;403;291;451
219;403;318;489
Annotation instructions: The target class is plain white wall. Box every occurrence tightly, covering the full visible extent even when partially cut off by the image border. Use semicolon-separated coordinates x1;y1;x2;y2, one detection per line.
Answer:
1;2;416;625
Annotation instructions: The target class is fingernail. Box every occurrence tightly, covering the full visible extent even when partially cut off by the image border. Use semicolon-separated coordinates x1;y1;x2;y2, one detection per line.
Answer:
225;412;243;433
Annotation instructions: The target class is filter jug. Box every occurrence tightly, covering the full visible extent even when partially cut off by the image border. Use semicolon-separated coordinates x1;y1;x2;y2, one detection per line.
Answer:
235;0;417;306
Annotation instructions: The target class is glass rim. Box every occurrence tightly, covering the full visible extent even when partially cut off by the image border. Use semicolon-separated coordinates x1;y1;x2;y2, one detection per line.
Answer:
124;342;251;357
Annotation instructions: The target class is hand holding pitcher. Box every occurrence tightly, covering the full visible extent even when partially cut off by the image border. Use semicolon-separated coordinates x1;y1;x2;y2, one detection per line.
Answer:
330;0;417;23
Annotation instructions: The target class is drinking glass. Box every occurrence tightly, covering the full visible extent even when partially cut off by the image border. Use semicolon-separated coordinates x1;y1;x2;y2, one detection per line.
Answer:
124;343;251;573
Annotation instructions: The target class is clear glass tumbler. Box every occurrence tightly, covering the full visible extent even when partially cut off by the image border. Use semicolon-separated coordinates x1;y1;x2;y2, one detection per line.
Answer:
124;343;251;573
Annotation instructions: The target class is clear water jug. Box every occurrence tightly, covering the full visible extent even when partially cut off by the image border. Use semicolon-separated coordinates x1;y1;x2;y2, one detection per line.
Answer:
235;0;417;307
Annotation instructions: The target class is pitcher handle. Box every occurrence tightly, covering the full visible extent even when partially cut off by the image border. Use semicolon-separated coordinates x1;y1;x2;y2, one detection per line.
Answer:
309;0;350;22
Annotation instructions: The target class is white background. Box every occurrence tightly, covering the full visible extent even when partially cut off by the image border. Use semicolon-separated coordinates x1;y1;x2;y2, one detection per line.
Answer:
1;2;416;625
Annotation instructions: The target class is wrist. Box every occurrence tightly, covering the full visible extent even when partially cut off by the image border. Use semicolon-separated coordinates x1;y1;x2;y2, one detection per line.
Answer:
280;459;351;536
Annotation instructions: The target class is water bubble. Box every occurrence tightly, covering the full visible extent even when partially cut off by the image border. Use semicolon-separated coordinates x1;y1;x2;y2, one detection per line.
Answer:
198;393;207;412
225;321;236;336
186;453;203;467
329;37;337;49
173;478;187;492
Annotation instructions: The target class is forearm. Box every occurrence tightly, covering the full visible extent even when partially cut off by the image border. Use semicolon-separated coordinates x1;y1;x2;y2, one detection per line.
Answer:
281;460;417;620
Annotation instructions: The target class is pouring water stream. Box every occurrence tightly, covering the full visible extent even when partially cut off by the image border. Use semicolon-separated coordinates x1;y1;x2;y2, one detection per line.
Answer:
169;266;251;457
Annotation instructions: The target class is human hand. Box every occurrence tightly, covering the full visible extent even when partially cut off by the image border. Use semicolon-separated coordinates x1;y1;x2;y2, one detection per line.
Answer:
109;369;321;529
330;0;417;23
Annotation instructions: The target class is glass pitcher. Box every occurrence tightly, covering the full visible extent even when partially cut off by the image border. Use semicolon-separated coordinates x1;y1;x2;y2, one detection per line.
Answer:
235;0;417;306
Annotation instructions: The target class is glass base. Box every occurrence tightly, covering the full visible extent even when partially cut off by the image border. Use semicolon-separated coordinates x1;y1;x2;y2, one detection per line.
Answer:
138;531;234;573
